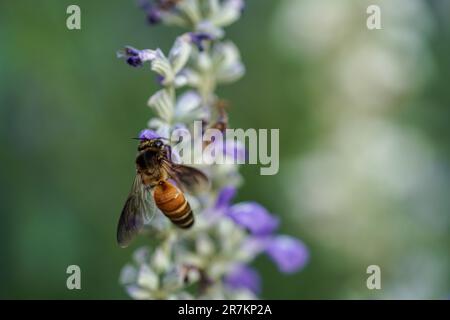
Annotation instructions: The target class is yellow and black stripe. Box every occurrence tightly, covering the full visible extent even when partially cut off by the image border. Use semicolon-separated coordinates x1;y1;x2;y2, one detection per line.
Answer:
154;180;194;228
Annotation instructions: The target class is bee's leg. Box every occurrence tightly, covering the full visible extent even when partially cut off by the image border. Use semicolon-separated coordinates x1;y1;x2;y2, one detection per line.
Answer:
164;144;173;162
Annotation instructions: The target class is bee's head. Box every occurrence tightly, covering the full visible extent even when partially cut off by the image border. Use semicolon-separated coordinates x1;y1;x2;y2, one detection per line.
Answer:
137;129;165;150
138;138;164;151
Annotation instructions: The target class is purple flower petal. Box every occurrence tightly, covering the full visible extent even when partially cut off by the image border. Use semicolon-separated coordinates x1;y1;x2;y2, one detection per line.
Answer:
224;264;261;294
139;129;160;140
265;236;309;273
215;186;237;210
227;202;279;236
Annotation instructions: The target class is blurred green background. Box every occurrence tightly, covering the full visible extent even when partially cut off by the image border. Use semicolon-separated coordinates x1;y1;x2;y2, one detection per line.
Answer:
0;0;449;299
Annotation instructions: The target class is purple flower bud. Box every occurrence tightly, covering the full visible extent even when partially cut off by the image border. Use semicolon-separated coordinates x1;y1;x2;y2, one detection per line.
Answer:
118;46;151;68
146;7;162;25
137;0;151;10
117;46;143;67
215;186;237;210
125;46;140;56
138;0;162;25
224;264;261;294
227;202;279;236
139;129;160;140
189;32;214;52
127;56;143;67
265;236;309;274
155;74;165;85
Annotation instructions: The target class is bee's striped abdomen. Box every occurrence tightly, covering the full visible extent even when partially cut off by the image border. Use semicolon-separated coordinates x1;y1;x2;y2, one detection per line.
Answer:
153;181;194;228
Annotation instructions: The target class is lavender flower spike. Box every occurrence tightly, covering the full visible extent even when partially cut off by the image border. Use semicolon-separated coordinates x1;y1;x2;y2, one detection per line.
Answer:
118;0;308;300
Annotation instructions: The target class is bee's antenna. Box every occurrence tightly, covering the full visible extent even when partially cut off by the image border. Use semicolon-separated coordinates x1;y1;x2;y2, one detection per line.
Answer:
131;136;171;141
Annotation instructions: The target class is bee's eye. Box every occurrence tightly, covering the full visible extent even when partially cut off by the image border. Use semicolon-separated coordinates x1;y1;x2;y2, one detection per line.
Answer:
154;140;163;148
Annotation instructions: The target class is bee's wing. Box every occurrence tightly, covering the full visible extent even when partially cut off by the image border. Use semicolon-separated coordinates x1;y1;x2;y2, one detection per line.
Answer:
117;175;157;248
162;159;209;194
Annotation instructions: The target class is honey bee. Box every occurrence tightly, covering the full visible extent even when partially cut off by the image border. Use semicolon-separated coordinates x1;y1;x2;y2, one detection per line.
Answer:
117;137;208;248
211;99;229;133
202;99;229;149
